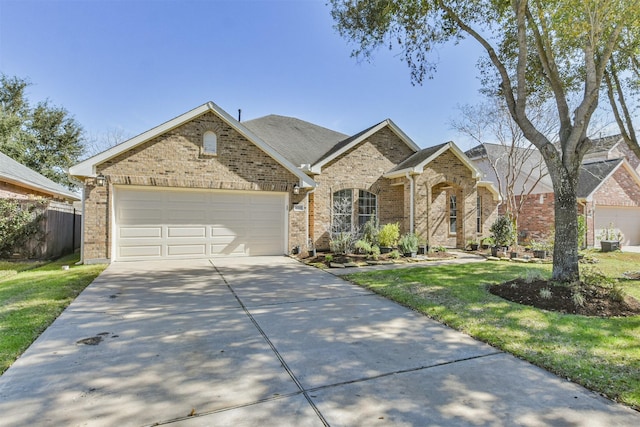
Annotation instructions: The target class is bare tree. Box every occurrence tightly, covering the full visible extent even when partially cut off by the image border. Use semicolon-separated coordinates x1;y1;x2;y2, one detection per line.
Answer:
84;127;130;159
452;97;554;245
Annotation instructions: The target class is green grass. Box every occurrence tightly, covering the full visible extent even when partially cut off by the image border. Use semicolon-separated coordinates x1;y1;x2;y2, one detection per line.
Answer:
0;254;107;374
345;252;640;410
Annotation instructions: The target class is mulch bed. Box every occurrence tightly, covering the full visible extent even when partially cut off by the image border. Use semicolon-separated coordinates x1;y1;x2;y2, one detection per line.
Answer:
489;279;640;317
306;251;455;267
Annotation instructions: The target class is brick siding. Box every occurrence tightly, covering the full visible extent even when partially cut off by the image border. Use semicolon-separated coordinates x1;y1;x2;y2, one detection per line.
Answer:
510;164;640;247
311;127;414;250
0;181;68;201
83;111;302;262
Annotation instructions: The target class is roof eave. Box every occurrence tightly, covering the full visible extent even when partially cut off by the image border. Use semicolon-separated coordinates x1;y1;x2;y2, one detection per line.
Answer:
69;101;317;189
477;180;502;202
0;174;79;201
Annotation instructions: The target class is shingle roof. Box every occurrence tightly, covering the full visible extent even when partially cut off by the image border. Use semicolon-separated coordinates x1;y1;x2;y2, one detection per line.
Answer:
387;143;449;173
588;134;622;155
310;122;382;166
0;151;79;201
243;115;348;166
577;159;623;198
465;143;555;190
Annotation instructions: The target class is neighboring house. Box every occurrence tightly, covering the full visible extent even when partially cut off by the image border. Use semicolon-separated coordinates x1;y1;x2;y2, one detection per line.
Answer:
69;101;500;264
0;151;81;259
0;151;79;202
466;137;640;247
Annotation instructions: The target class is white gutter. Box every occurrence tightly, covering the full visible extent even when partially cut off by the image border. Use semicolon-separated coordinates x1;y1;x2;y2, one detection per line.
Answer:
76;185;85;265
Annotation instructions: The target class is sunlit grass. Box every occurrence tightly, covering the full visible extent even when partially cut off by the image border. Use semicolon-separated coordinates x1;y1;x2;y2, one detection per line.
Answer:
346;254;640;409
0;254;107;374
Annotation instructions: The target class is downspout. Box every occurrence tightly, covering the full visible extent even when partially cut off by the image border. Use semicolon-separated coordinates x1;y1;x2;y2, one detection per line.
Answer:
77;184;85;265
406;172;414;234
306;185;317;252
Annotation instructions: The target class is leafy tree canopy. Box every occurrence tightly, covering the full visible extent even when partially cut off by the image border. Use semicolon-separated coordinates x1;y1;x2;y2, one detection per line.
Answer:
330;0;640;282
0;75;85;189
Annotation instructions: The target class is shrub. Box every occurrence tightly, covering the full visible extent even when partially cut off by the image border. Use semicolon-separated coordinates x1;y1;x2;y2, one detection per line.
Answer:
388;250;401;259
398;232;419;254
362;217;379;246
433;245;447;252
378;223;400;247
539;288;553;300
0;199;44;257
522;269;544;284
324;254;333;263
329;231;357;254
370;245;381;260
490;215;515;247
355;239;372;254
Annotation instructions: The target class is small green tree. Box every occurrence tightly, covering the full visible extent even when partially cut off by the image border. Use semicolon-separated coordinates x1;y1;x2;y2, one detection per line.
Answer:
490;216;515;248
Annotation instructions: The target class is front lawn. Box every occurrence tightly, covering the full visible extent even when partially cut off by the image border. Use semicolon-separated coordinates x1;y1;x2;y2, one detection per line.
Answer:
345;251;640;410
0;254;107;374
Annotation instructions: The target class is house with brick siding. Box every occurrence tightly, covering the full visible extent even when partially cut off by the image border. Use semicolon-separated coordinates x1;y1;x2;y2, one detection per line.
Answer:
466;137;640;247
69;102;500;264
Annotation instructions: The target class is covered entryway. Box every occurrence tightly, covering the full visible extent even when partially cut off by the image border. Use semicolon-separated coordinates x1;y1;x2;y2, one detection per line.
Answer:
114;186;286;260
594;206;640;246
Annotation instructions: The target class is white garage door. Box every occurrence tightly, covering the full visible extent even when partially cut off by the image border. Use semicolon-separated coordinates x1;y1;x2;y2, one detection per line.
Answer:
114;187;287;261
594;206;640;246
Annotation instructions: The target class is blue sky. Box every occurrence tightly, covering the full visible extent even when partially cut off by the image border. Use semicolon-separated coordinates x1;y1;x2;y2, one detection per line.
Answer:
1;0;487;155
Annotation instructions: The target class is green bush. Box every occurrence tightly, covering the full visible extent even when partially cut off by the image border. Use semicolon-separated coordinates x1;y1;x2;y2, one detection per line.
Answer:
370;245;381;260
378;222;400;247
490;215;515;247
388;250;401;259
398;232;419;253
355;239;372;254
329;231;357;254
0;199;44;257
362;217;379;245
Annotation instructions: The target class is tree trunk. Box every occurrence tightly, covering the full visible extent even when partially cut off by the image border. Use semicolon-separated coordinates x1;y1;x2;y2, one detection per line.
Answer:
551;172;580;282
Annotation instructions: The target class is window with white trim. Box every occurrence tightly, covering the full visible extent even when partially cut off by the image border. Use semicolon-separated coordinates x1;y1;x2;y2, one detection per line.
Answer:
203;131;217;155
449;194;457;234
331;189;378;234
358;190;377;228
477;195;482;233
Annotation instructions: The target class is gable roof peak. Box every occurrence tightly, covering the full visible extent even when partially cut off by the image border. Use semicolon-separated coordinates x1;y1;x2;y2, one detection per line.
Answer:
310;118;420;172
69;101;316;188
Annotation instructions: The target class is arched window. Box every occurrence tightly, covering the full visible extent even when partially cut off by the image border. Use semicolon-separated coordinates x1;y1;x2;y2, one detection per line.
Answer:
332;189;377;234
203;131;217;155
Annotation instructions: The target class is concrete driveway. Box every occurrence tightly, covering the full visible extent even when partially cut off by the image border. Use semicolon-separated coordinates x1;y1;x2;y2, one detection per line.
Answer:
1;257;638;426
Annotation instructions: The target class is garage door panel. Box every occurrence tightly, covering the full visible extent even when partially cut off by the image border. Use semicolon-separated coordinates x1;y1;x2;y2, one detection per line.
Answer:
166;209;207;222
119;227;163;238
210;243;246;255
119;208;163;223
119;245;162;258
167;244;207;256
115;187;286;260
167;227;206;238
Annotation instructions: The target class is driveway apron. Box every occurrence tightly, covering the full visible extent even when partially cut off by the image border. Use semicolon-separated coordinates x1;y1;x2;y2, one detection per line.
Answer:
1;257;639;426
